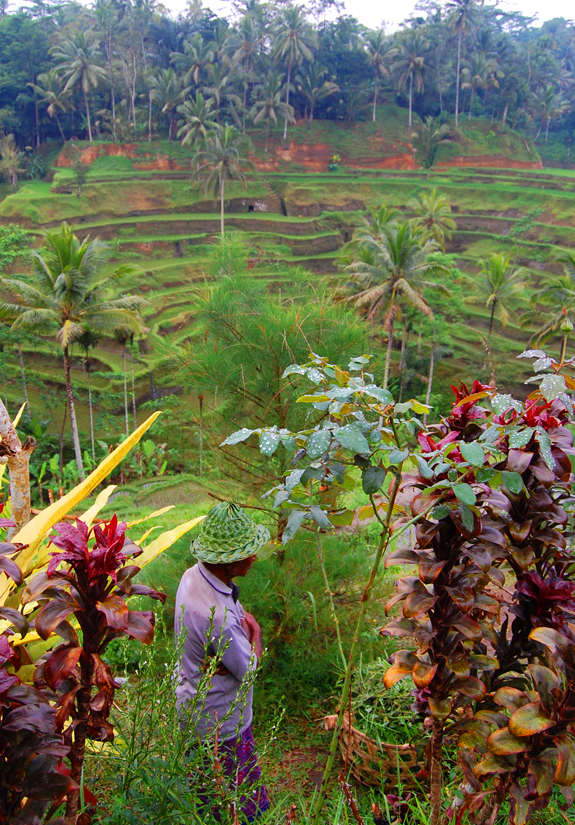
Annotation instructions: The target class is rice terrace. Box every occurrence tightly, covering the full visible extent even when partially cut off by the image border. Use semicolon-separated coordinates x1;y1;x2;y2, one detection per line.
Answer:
3;1;575;825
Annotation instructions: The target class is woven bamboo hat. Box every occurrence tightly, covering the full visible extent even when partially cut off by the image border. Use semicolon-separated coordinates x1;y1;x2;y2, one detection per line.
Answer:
192;501;271;564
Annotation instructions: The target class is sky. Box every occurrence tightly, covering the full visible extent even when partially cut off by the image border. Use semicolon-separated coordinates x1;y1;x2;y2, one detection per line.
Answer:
195;0;573;30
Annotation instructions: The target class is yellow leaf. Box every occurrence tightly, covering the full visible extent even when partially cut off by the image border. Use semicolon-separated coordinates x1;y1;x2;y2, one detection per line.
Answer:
137;525;162;544
79;485;117;528
358;505;375;520
12;412;162;555
454;390;491;407
296;394;330;403
334;366;349;385
12;404;26;429
137;515;206;568
127;506;174;528
410;399;431;415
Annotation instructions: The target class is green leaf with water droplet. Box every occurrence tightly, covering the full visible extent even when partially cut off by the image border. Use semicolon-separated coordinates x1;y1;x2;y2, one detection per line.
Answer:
508;428;534;449
306;428;331;459
259;430;281;456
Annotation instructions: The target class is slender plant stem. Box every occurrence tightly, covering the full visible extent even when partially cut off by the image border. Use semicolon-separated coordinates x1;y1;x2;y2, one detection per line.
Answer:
313;523;346;671
310;473;446;825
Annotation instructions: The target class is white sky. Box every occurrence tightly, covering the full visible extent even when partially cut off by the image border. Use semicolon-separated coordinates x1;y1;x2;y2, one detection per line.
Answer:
178;0;574;30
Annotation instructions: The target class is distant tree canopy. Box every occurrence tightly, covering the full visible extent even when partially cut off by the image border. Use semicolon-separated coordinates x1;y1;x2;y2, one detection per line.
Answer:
0;0;572;149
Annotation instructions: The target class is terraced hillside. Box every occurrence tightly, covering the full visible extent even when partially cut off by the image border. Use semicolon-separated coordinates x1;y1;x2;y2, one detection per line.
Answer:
0;114;571;441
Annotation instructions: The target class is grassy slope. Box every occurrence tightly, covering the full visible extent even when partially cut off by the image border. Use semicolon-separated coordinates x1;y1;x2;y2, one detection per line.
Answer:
0;109;568;434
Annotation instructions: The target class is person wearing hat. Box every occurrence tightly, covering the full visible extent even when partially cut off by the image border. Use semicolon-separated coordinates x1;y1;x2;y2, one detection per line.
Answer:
174;501;270;822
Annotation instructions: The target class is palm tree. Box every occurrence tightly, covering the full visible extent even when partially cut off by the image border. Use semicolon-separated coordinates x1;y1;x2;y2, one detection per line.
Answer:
296;63;339;123
93;0;118;141
472;253;525;337
393;32;428;128
346;220;448;388
227;16;264;133
171;32;215;87
177;92;219;148
202;64;242;125
365;29;396;122
412;116;452;168
51;29;107;143
192;126;255;236
447;0;477;127
28;70;70;142
461;52;500;119
526;251;575;352
410;188;457;250
149;68;186;141
250;71;294;151
0;135;24;191
76;327;99;465
0;223;147;479
272;5;317;139
534;85;570;141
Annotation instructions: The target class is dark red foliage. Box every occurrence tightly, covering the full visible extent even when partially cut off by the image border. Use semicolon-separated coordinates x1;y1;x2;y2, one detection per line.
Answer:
0;615;72;825
25;516;166;820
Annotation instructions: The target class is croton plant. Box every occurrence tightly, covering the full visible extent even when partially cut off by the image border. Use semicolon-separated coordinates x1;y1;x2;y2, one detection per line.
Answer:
383;349;575;825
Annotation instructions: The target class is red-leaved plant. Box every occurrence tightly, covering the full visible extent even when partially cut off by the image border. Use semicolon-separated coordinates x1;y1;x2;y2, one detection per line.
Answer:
25;516;166;820
382;374;575;825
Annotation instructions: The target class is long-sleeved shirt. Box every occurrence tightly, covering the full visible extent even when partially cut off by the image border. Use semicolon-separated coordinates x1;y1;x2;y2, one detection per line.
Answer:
174;561;256;742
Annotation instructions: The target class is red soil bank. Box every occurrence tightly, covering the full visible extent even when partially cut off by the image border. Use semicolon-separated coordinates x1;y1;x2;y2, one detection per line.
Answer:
54;143;187;170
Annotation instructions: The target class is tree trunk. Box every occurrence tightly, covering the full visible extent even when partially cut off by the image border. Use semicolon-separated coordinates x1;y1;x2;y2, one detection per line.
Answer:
455;27;462;127
535;117;544;141
398;323;408;401
17;344;30;419
372;80;377;122
55;111;66;142
83;87;93;143
383;324;394;390
220;173;225;236
198;393;204;477
148;90;153;142
488;299;496;337
130;338;137;431
242;82;247;134
468;87;474;119
122;342;129;438
265;120;270;152
63;346;85;480
0;399;34;537
283;62;291;140
408;72;413;128
424;326;436;427
545;117;551;141
84;358;95;465
502;101;509;127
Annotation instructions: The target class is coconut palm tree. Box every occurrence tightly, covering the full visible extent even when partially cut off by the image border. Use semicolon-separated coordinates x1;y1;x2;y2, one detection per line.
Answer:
202;64;242;125
250;71;294;151
534;85;570;141
192;126;255;236
177;92;219;148
171;32;215;88
272;5;316;139
296;63;339;123
526;251;575;353
393;32;428;128
0;223;147;479
345;220;449;388
365;29;396;122
411;116;452;168
0;136;24;191
149;68;186;141
51;29;107;143
447;0;477;127
472;253;525;337
461;52;500;119
410;188;457;250
226;16;264;133
28;70;71;142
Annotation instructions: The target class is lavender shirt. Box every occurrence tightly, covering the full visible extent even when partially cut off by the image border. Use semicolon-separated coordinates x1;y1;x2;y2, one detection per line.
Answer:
174;562;256;742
